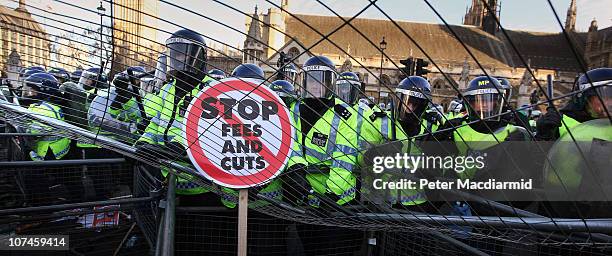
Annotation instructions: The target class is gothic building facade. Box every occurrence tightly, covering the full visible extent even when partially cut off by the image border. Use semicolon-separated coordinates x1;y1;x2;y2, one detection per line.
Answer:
245;1;608;108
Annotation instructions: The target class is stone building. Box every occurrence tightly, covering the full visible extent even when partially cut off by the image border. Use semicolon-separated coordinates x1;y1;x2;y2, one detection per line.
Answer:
1;0;50;73
585;19;612;69
112;0;161;73
246;1;607;108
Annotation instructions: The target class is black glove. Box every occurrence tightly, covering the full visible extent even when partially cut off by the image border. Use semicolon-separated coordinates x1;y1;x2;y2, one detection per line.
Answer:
137;119;150;134
135;142;179;160
165;141;186;156
281;164;310;205
111;75;132;108
535;106;561;141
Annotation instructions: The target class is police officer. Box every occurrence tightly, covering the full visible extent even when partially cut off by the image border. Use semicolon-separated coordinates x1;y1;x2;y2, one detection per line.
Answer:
434;76;532;179
135;29;215;204
369;76;435;208
207;69;226;80
536;68;611;141
231;63;265;80
22;72;74;204
75;67;109;151
283;55;359;208
281;55;363;256
88;71;143;144
23;72;71;161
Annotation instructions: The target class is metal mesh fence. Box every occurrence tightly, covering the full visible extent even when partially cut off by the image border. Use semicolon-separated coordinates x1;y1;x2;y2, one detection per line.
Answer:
0;0;611;255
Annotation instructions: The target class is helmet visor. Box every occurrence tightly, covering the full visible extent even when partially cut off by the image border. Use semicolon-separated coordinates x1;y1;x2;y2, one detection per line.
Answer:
465;93;504;121
301;70;335;98
283;68;298;84
151;55;167;92
334;80;360;104
393;89;429;120
22;82;39;98
585;83;611;119
167;41;206;75
79;70;99;90
140;76;155;96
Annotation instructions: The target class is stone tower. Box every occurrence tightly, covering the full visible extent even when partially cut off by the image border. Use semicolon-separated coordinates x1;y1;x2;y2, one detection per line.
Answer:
263;0;288;58
565;0;577;32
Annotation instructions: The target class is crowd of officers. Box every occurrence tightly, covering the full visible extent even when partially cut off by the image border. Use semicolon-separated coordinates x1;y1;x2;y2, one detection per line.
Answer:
2;28;611;216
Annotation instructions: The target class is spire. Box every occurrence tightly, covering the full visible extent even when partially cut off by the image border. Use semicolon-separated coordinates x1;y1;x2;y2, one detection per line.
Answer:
565;0;577;31
247;6;262;41
588;18;598;32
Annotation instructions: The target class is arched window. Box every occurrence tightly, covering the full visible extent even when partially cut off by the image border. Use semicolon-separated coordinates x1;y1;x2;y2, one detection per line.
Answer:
431;78;446;89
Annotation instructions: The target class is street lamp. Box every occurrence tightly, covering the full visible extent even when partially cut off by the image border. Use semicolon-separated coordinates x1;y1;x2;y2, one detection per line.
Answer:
378;36;387;103
97;2;106;69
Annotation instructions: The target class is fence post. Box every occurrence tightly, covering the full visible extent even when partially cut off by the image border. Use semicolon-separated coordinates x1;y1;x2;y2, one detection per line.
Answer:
237;189;248;256
155;173;176;256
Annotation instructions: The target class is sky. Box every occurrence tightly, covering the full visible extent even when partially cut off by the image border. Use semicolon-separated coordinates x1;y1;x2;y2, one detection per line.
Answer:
2;0;610;50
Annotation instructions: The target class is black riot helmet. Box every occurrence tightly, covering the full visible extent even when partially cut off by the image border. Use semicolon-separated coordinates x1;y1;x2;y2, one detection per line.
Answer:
208;69;226;80
48;67;70;84
280;62;298;84
231;64;264;80
165;29;207;87
334;72;361;104
70;70;83;83
300;55;337;99
270;80;297;106
464;76;505;121
79;67;108;91
23;72;60;102
18;66;46;90
577;68;612;119
392;76;432;122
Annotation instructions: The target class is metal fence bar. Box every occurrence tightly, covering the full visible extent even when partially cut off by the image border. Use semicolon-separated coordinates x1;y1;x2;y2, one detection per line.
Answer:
0;158;126;167
0;196;154;215
358;213;612;234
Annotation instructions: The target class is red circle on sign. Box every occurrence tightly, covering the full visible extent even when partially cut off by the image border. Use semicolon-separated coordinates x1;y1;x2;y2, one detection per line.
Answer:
184;78;293;188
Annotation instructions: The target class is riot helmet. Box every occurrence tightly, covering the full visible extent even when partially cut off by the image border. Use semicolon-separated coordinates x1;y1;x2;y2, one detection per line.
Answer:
392;76;432;122
48;67;70;84
270;80;297;106
70;70;83;83
577;68;612;119
280;62;298;84
231;64;265;80
464;76;505;121
22;72;59;103
165;29;207;87
334;72;361;104
300;55;336;99
208;69;226;80
79;67;108;91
